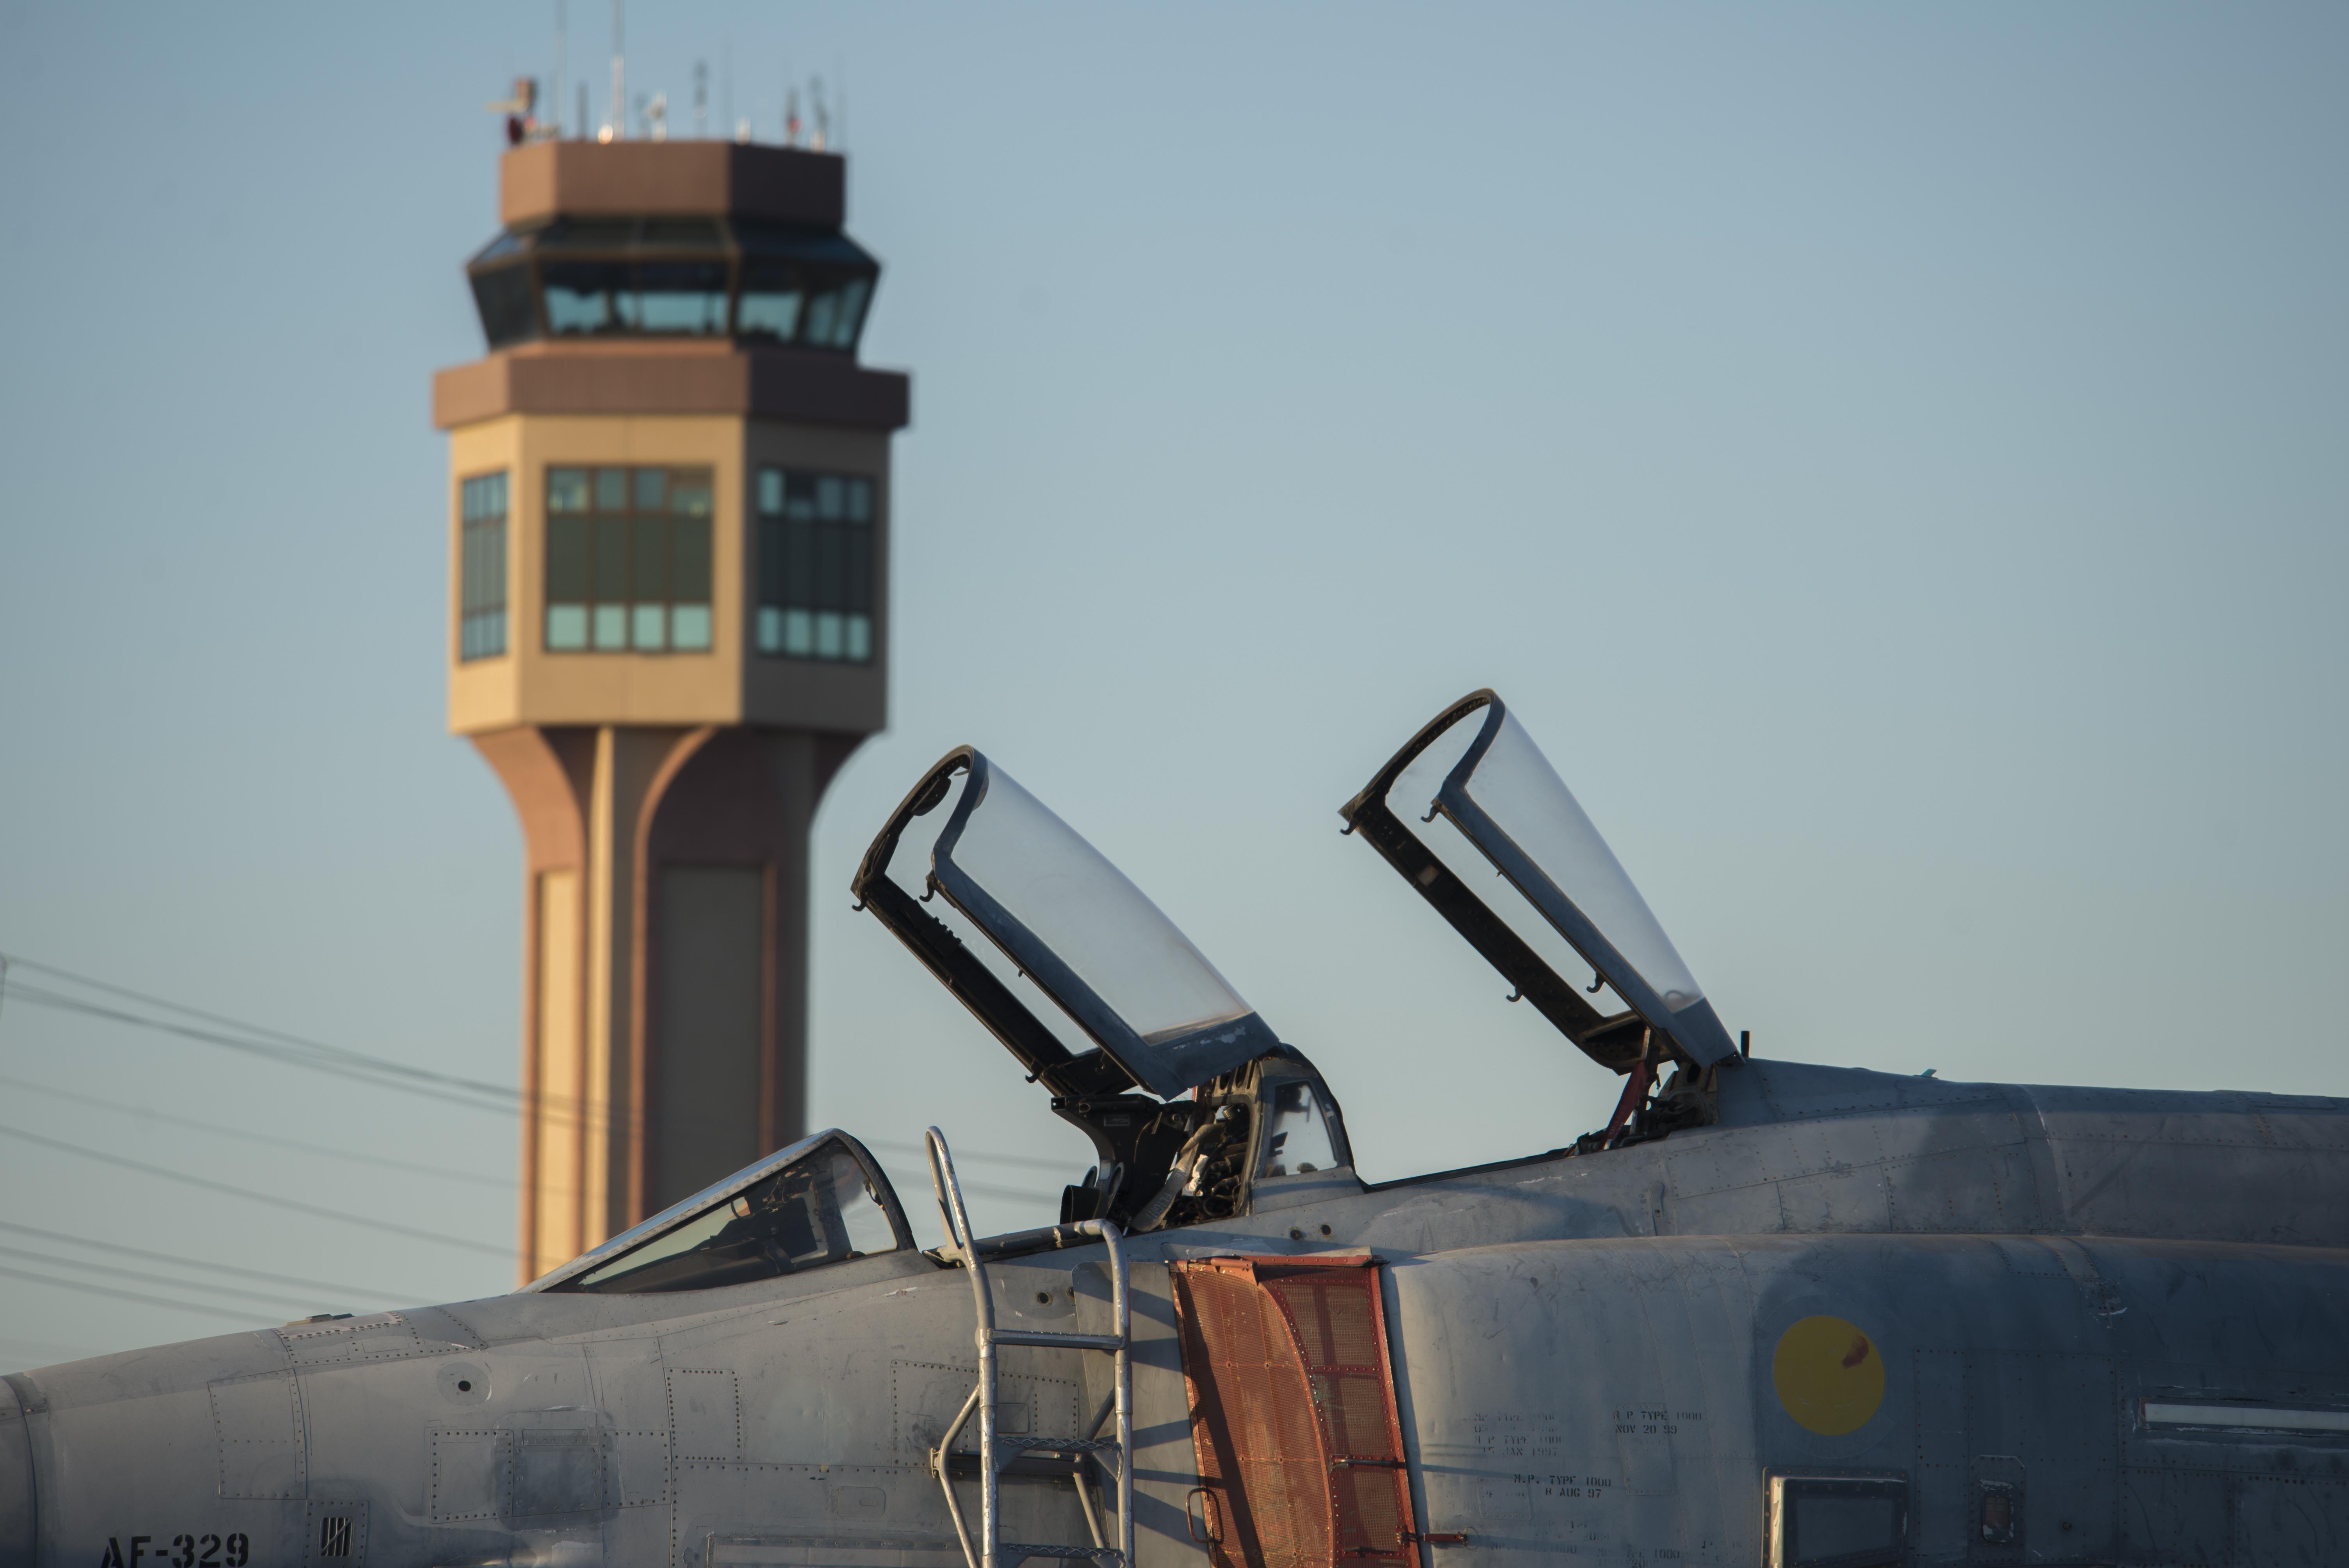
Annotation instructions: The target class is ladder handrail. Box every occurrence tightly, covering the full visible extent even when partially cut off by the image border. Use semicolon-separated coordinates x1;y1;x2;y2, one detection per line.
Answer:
927;1129;1002;1568
925;1128;1133;1568
934;1383;984;1568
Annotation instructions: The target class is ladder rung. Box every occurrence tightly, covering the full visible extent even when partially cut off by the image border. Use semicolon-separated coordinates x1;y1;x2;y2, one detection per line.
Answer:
989;1329;1124;1350
925;1130;1132;1568
934;1450;1087;1481
1000;1546;1124;1564
996;1435;1121;1454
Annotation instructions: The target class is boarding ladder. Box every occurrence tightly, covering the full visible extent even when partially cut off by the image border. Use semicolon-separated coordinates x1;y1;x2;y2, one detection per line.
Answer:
925;1128;1134;1568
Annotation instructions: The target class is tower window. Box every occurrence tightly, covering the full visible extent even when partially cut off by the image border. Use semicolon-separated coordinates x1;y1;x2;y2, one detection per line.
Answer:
464;217;880;353
470;265;538;348
459;470;508;661
756;467;874;663
545;466;715;654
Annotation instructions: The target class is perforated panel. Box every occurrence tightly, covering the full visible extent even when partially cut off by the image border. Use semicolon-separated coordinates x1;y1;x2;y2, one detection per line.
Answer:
1173;1258;1420;1568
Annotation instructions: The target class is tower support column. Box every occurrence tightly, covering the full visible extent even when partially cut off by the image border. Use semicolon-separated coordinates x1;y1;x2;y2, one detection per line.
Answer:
586;723;696;1242
476;723;859;1283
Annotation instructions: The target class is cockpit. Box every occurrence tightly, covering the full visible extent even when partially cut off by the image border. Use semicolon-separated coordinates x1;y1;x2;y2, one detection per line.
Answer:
529;1132;912;1295
521;688;1737;1294
841;742;1369;1237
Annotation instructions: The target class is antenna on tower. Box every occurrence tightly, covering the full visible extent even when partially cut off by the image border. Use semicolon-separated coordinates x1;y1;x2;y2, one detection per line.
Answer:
577;84;588;141
604;0;623;141
552;0;567;137
488;77;540;146
785;84;801;147
810;75;828;152
693;61;708;139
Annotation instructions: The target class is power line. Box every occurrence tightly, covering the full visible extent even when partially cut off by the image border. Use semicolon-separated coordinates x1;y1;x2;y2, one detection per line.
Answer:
913;1174;1060;1205
0;1263;271;1324
0;951;611;1128
0;1220;407;1303
0;1243;378;1312
2;994;1054;1203
7;987;1050;1189
0;1121;510;1261
2;955;611;1137
0;1072;513;1190
2;981;529;1119
867;1138;1079;1176
2;951;1088;1204
3;955;516;1096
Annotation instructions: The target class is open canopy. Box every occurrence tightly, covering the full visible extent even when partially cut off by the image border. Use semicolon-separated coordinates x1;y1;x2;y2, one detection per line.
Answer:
852;747;1280;1100
1341;690;1739;1073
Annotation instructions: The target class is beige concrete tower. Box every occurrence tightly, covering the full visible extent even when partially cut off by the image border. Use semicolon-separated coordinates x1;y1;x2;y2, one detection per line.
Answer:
433;140;909;1282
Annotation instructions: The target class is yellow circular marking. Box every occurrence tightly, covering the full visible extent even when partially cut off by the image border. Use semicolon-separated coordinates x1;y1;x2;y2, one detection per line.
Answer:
1772;1315;1886;1436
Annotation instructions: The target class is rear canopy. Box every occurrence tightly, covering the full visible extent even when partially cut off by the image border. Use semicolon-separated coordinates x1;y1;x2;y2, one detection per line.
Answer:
1340;690;1738;1073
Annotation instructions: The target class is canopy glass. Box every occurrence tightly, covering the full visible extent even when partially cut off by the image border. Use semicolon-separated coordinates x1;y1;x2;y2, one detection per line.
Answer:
854;748;1278;1100
1343;691;1738;1071
523;1131;909;1295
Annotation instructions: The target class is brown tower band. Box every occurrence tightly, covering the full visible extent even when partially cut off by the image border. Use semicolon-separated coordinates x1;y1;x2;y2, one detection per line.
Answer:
433;139;910;1283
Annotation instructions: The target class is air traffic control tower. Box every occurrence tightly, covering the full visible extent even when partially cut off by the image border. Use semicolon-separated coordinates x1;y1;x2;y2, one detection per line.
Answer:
433;140;909;1283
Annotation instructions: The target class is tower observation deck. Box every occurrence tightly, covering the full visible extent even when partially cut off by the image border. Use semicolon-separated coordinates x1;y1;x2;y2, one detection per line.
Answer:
433;139;911;1283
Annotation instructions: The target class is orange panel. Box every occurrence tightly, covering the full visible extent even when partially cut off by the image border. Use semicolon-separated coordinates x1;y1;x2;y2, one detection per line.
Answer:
1172;1258;1422;1568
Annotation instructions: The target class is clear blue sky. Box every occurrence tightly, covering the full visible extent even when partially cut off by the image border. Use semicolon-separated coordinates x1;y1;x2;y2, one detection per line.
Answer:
2;2;2342;1367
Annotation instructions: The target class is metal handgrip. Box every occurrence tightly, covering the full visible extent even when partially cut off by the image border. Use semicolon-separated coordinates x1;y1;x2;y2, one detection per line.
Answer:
1186;1486;1222;1543
926;1126;980;1254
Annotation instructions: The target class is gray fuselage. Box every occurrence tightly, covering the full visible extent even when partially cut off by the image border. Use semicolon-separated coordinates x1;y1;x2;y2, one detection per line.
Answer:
7;1057;2348;1568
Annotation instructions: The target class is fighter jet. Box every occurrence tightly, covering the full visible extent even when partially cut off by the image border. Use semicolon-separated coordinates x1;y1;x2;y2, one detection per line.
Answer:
7;688;2349;1568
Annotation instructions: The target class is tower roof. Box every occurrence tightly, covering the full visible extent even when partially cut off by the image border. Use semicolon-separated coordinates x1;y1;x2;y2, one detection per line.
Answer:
500;141;847;229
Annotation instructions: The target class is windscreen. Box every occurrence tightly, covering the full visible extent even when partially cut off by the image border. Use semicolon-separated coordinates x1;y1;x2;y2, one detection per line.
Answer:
544;1139;900;1295
948;766;1253;1046
1258;1080;1343;1178
1453;711;1706;1014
